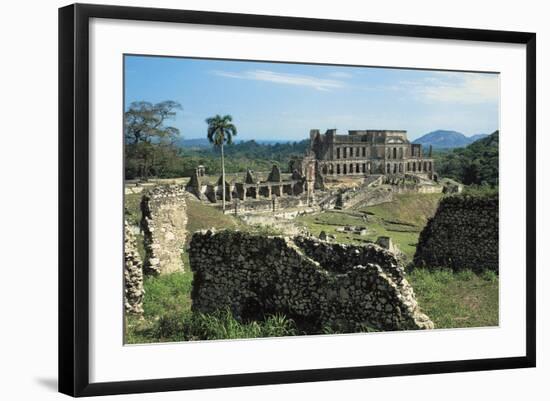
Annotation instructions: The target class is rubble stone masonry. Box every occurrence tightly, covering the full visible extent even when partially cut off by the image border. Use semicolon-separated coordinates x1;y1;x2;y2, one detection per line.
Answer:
141;185;188;274
413;194;498;272
124;220;144;314
190;230;433;333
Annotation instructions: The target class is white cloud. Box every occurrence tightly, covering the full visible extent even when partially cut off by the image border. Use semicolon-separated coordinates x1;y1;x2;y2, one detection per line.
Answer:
211;69;345;91
404;72;499;104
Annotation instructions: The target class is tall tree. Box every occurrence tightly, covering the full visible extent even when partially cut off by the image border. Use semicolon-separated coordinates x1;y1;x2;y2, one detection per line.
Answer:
124;100;182;180
206;114;237;213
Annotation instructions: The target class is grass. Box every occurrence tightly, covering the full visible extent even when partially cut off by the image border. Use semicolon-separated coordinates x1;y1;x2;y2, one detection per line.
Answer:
407;268;498;328
185;197;245;235
357;193;443;227
124;193;143;226
296;193;443;260
124;192;146;259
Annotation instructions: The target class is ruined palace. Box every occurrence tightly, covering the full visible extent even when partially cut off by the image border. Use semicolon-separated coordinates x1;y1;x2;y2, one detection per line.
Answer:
185;128;438;209
306;129;435;180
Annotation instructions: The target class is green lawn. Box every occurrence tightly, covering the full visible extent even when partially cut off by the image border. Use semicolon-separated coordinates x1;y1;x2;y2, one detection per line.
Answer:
295;193;443;260
408;268;499;328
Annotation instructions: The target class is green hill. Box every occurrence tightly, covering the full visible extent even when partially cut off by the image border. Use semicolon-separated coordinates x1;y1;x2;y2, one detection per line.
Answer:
434;130;499;186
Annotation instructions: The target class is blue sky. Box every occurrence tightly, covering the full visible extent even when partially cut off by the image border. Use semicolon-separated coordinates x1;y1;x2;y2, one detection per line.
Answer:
124;55;499;142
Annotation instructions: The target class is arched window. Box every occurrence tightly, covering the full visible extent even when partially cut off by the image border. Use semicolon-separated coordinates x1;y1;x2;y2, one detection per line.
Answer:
337;164;341;174
386;163;391;173
393;148;397;159
399;163;403;173
343;164;347;174
413;163;416;172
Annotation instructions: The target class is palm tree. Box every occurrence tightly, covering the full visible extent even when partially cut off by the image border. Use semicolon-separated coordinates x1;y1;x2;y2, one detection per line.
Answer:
206;114;237;212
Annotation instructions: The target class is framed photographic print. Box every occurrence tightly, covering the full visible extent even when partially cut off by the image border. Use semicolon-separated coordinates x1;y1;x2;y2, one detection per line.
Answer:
58;3;536;397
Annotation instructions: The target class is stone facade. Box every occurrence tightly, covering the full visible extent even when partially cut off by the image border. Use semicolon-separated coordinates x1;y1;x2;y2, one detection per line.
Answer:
308;129;435;180
141;185;188;275
124;220;144;314
186;164;315;207
413;194;499;272
189;230;434;333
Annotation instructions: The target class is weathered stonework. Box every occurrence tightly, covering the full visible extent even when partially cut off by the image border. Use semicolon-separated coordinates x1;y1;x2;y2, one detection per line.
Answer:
414;194;499;272
337;185;393;209
190;230;433;333
141;185;188;275
124;220;144;314
309;129;436;180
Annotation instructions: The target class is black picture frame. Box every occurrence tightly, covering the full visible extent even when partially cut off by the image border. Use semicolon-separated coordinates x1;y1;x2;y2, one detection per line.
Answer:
58;3;536;397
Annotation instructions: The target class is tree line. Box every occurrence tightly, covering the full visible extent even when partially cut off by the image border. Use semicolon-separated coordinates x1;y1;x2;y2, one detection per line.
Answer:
124;100;308;181
433;130;499;187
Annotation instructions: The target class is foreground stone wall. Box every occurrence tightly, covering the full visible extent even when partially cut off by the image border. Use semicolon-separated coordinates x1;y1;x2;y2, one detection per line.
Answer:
141;185;188;275
124;220;144;314
413;194;498;272
190;231;433;332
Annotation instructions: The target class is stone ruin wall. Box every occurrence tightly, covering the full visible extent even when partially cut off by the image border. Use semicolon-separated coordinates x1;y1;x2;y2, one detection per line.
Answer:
221;193;314;215
141;185;188;275
189;230;433;333
413;194;499;272
338;186;393;209
124;220;144;314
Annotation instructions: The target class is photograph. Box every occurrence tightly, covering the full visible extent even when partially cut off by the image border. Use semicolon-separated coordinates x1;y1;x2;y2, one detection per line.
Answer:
123;55;500;344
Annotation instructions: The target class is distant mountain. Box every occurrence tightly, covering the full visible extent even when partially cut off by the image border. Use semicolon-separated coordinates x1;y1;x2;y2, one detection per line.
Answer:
413;130;488;149
469;133;490;142
177;137;210;148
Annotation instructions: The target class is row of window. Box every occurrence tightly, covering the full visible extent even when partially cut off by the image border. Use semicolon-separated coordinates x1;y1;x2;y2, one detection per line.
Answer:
334;146;412;160
335;146;367;159
387;147;407;159
321;160;433;175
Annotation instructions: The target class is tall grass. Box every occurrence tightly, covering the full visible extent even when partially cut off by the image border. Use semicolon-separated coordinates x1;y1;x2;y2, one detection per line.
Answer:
407;268;498;329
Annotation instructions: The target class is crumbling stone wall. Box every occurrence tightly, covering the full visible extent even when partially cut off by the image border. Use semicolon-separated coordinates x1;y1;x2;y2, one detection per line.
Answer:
413;194;498;272
141;185;188;275
190;231;433;333
124;220;144;314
